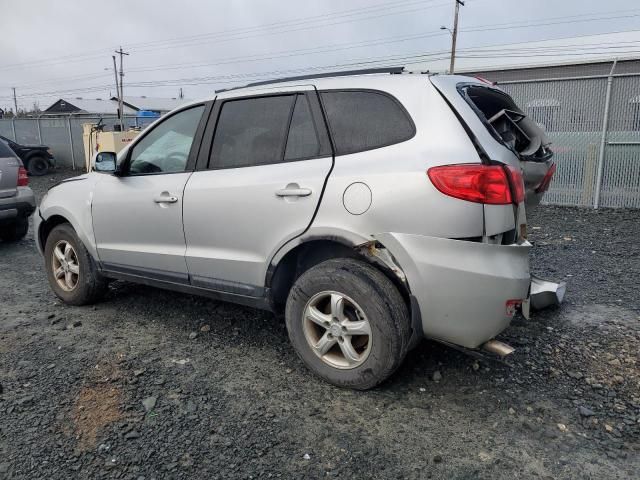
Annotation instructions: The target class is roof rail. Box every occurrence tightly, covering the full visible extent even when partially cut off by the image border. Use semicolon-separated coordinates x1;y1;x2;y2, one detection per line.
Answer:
216;66;405;93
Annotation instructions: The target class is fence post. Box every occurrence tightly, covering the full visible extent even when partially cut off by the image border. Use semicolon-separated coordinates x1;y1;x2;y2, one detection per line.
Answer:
593;59;617;209
67;116;76;170
11;117;17;141
36;116;43;144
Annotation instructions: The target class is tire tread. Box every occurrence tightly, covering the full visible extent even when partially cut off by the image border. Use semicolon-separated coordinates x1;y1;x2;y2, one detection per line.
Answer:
285;257;411;390
44;223;107;305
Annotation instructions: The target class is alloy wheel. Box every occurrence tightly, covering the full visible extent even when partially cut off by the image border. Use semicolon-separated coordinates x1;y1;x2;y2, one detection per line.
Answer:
51;240;80;291
302;291;372;369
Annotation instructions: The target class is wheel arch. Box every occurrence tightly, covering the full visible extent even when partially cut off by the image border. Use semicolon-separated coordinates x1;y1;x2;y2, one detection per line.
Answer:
266;235;413;317
24;150;47;164
38;214;72;252
24;151;51;175
38;204;99;262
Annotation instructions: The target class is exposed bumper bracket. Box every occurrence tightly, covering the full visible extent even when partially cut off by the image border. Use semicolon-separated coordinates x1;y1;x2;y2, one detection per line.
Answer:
529;275;566;311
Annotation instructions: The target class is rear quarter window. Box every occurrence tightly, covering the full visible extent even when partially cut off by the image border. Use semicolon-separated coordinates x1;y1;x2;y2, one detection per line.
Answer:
319;90;415;155
0;140;16;158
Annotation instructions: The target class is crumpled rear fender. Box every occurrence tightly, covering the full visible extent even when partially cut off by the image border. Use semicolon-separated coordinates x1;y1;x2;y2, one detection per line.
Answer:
374;233;531;348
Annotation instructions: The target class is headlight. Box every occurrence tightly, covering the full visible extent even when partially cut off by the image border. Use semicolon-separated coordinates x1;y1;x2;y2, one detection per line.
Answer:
47;148;53;156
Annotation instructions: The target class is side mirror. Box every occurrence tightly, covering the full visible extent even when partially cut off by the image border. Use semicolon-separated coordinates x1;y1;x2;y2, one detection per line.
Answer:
94;151;117;173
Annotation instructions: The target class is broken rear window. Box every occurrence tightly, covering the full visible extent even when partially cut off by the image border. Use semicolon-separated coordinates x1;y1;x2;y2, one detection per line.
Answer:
459;84;552;162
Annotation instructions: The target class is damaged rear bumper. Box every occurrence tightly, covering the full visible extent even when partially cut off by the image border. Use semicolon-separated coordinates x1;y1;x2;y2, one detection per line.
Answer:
374;233;531;349
522;275;566;317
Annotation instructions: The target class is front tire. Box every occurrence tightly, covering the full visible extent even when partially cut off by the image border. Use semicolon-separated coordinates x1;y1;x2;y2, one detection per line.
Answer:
285;258;410;390
27;155;50;176
44;223;107;305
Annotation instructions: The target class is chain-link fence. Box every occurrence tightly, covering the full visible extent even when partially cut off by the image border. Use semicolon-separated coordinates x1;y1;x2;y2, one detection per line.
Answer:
499;68;640;209
0;115;155;169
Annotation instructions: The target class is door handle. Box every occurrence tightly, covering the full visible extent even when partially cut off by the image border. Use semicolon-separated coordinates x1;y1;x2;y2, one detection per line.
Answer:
275;187;312;197
153;194;178;204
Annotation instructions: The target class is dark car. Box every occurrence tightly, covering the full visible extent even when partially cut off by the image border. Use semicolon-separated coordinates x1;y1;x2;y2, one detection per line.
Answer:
0;134;55;176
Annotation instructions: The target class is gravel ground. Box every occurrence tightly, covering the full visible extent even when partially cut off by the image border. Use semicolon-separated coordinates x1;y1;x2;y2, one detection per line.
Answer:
1;169;638;479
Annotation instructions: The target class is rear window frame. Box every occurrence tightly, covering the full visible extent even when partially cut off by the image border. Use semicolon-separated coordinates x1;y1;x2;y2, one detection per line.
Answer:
457;83;523;147
318;88;416;156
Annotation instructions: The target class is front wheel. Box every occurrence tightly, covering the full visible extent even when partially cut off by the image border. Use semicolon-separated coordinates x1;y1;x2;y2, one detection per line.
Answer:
44;223;107;305
285;258;410;390
27;155;50;176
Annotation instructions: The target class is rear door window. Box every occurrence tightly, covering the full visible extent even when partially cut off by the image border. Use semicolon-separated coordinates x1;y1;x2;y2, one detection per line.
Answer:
320;90;415;155
210;95;295;168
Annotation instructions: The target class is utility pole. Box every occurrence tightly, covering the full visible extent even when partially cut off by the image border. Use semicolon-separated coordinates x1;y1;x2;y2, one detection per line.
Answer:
115;46;129;130
12;87;18;117
449;0;464;74
179;87;184;99
112;55;122;130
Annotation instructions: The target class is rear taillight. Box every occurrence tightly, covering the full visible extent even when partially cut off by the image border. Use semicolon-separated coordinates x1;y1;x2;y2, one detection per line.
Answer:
535;163;556;194
504;165;525;204
17;166;28;186
427;164;524;205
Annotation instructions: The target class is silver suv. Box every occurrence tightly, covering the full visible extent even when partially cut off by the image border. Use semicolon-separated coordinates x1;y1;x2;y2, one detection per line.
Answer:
35;71;556;389
0;139;35;241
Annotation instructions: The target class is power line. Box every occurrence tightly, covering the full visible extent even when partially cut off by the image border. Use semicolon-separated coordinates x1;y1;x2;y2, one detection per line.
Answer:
130;2;453;55
9;33;640;97
8;5;636;83
1;3;637;84
128;30;450;74
3;13;640;101
0;0;448;72
128;5;638;56
129;0;447;51
130;7;640;51
15;72;113;89
109;10;640;75
12;30;640;94
0;0;638;75
3;39;640;101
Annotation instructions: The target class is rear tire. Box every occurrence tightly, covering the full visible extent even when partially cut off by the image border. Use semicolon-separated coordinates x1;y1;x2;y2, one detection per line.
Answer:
44;223;107;305
285;258;410;390
0;217;29;242
27;155;49;176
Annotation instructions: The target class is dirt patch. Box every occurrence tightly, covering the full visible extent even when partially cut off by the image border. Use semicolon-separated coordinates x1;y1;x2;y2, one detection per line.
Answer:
71;362;124;451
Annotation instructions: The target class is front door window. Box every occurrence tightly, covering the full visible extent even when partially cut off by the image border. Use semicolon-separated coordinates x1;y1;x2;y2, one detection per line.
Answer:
129;105;204;174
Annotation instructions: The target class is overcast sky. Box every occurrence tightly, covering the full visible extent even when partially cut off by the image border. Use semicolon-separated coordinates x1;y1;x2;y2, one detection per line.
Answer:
0;0;638;111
